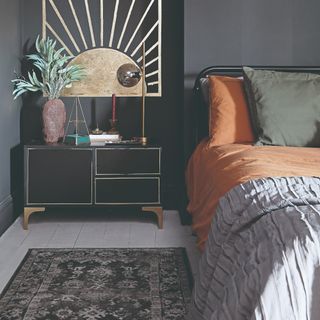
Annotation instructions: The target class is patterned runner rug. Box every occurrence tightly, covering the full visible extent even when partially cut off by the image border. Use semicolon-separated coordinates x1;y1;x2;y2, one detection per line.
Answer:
0;248;192;319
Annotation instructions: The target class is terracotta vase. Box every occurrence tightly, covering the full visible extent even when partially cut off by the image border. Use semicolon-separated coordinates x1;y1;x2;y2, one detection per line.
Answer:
42;99;66;144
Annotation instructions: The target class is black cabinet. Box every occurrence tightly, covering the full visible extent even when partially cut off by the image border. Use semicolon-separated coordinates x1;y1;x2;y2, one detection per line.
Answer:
24;145;163;229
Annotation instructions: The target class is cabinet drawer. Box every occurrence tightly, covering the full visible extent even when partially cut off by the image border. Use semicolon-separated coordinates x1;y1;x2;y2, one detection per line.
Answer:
96;148;160;175
95;178;160;204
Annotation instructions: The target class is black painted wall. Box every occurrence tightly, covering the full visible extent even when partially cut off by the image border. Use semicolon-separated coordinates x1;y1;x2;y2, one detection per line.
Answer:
20;0;184;208
184;0;320;159
0;0;22;234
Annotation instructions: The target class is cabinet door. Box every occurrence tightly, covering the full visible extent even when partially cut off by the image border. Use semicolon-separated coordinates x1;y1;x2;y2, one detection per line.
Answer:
26;149;92;205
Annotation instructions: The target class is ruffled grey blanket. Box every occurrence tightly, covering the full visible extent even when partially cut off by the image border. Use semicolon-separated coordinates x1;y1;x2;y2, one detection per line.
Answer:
189;177;320;320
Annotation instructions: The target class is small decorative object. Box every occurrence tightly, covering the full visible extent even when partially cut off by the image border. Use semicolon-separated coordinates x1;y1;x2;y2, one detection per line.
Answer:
117;64;141;87
89;133;121;144
42;99;66;144
64;97;90;145
91;122;103;135
12;36;86;144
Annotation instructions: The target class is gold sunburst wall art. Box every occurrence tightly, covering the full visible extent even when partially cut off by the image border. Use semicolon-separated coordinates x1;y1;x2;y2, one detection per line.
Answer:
42;0;162;97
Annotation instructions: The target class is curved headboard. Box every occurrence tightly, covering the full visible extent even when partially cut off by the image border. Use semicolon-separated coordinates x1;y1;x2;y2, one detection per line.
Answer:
193;66;320;144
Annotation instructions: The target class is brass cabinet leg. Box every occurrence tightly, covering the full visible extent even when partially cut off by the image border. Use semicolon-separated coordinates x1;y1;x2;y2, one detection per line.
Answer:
23;207;45;230
142;207;163;229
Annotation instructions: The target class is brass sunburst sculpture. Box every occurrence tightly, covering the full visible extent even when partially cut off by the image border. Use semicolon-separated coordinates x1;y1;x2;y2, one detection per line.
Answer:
42;0;162;98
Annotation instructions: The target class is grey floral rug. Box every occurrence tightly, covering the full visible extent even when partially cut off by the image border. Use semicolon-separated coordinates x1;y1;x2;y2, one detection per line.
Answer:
0;248;192;320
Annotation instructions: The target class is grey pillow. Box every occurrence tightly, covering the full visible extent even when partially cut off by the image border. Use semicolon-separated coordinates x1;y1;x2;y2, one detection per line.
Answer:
243;67;320;147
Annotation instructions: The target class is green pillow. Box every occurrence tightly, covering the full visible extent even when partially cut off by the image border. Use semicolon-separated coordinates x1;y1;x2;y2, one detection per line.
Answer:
243;67;320;147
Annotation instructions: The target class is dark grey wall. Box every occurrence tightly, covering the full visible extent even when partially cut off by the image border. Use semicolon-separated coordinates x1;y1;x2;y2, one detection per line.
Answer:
184;0;320;158
0;0;22;234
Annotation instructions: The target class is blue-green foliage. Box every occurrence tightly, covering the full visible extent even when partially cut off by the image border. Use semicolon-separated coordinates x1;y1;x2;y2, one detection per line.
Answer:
12;36;86;100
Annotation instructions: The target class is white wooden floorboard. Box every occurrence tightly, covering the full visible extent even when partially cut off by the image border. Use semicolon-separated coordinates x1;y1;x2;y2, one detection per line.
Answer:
104;221;131;247
47;222;84;248
74;222;108;248
0;210;201;295
20;223;59;248
129;223;156;247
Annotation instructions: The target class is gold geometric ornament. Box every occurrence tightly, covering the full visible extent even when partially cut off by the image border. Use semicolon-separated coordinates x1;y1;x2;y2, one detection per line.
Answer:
42;0;162;97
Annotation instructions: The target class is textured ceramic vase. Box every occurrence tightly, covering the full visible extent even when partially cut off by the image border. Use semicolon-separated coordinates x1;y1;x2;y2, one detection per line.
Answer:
42;99;66;144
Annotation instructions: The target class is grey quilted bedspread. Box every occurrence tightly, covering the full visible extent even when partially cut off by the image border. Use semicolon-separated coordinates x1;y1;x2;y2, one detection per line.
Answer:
189;177;320;320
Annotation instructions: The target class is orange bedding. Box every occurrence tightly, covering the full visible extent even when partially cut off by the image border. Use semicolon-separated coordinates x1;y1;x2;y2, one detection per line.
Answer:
186;139;320;250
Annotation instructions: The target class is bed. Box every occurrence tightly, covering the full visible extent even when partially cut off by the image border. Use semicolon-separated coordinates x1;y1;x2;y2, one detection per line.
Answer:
186;66;320;319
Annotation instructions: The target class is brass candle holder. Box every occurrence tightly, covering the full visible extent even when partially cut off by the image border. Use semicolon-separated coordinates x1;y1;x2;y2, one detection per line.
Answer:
91;122;103;135
108;119;119;134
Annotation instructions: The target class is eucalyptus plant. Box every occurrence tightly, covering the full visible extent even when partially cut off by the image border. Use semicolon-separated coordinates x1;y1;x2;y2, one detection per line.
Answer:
12;36;86;100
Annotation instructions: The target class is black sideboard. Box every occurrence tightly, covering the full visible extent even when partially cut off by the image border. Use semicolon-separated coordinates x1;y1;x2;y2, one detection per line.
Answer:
24;144;163;229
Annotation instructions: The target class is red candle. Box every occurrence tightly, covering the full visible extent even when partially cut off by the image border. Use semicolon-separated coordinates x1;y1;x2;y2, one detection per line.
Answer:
112;94;116;121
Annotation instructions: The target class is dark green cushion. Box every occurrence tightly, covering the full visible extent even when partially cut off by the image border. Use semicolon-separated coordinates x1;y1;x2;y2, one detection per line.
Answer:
243;67;320;147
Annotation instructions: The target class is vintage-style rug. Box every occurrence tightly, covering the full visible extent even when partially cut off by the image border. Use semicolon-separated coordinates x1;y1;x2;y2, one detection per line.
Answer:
0;248;192;319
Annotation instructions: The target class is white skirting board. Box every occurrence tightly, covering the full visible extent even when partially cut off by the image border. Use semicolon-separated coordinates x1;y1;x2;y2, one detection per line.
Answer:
0;195;15;236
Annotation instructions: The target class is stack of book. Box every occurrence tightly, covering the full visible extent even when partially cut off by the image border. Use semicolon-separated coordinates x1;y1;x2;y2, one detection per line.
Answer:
90;133;121;145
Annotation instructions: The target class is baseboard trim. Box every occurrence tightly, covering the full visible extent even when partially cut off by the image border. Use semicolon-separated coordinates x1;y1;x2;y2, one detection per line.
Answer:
0;194;15;236
0;194;13;209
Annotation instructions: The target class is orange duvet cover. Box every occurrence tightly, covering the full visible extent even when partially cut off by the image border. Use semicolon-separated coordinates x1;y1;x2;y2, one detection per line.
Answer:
186;139;320;250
